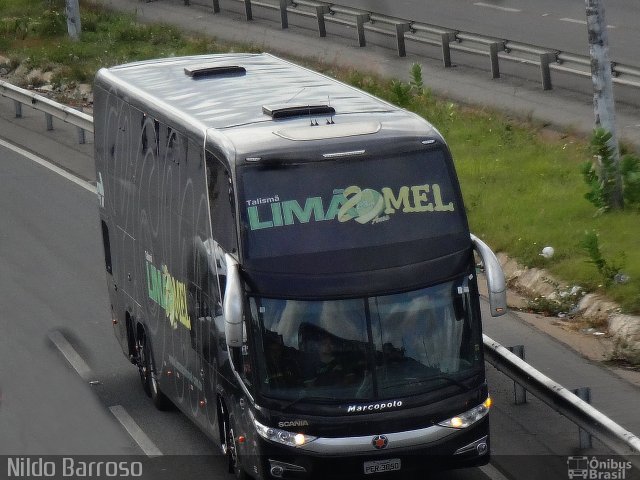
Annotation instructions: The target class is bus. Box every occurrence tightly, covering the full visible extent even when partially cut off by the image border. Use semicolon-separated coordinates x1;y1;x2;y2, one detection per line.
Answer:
93;53;507;479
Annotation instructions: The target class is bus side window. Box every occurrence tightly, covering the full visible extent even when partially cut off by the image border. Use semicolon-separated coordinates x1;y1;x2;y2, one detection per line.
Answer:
207;153;238;254
140;114;160;156
190;288;216;363
101;220;112;275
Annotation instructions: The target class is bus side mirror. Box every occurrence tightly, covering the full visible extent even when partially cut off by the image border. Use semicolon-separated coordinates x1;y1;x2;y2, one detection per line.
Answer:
470;234;507;317
223;253;244;348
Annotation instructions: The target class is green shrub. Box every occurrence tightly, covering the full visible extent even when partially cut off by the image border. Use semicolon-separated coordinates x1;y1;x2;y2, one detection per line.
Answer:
34;8;66;37
621;153;640;209
582;128;640;211
389;79;412;108
580;231;625;287
410;62;424;95
582;128;619;211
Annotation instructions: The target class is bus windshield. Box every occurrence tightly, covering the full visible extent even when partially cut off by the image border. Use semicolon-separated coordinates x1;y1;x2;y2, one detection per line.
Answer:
239;149;466;260
249;277;482;402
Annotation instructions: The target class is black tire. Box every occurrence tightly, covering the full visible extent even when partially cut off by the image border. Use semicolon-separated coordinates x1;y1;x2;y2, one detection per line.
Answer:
138;330;173;411
136;334;152;398
227;415;250;480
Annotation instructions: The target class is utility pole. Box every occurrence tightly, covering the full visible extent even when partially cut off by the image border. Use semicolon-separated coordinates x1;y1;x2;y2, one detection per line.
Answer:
65;0;82;41
585;0;623;209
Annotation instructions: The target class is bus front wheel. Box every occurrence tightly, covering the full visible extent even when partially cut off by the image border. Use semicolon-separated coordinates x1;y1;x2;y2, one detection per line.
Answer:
227;415;250;480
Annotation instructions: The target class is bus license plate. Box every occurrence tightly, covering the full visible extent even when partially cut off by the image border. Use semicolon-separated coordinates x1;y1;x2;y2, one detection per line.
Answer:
363;459;401;474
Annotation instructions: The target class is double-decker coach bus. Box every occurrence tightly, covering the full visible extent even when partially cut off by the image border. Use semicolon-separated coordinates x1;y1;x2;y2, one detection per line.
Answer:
93;53;507;479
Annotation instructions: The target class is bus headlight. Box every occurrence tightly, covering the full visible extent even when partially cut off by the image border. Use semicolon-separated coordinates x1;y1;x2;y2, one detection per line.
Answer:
253;418;317;448
437;397;492;429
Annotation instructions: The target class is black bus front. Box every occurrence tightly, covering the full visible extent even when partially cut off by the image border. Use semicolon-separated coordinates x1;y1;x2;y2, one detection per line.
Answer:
222;138;501;478
245;278;491;478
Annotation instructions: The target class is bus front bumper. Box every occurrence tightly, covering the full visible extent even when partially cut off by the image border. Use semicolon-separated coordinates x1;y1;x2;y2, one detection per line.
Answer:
255;417;489;479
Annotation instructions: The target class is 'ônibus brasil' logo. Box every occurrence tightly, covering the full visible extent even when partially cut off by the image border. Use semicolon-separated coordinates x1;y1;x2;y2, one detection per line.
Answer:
145;252;190;330
246;183;454;231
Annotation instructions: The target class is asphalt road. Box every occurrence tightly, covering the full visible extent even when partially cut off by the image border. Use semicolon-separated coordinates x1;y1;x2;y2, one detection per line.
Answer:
0;143;131;455
0;141;227;474
1;119;636;479
333;0;640;63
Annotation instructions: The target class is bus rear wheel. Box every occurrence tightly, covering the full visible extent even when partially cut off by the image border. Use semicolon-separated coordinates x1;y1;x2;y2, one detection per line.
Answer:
137;330;172;411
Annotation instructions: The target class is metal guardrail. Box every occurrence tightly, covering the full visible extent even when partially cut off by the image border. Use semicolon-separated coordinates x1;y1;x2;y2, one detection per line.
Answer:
184;0;640;91
484;334;640;460
2;78;640;459
0;79;93;137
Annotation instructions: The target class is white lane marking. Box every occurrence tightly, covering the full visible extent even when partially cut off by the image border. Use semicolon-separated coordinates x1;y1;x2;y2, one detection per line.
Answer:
480;463;511;480
48;330;93;381
559;17;587;25
474;2;521;13
48;331;161;457
109;405;164;457
560;17;616;28
0;137;96;194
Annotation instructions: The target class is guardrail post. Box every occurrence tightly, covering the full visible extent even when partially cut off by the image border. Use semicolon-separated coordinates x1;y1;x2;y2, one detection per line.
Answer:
279;0;291;29
540;52;556;90
441;32;455;68
507;345;527;404
244;0;253;21
489;42;503;79
395;23;411;57
212;0;220;13
315;5;330;37
46;112;54;131
573;387;593;449
76;107;86;145
14;100;22;118
355;14;369;47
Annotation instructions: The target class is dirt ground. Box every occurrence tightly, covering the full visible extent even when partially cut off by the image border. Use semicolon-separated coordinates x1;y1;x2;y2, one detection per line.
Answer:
502;287;640;388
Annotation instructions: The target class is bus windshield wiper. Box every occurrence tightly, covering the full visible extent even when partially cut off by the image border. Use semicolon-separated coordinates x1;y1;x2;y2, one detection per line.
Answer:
282;395;362;411
381;374;475;393
423;375;472;392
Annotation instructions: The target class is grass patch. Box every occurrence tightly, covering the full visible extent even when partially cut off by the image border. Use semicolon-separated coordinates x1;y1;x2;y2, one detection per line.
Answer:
1;1;639;314
0;0;250;86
